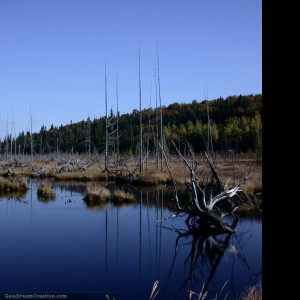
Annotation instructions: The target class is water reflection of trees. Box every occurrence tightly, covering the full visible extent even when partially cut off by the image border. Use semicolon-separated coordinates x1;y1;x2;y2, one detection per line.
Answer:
23;182;259;299
54;182;87;195
161;224;239;297
85;202;109;211
141;188;257;299
0;191;28;201
37;194;56;203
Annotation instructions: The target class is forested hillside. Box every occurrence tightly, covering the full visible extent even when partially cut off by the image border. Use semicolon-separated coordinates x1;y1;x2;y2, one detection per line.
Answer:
1;94;262;157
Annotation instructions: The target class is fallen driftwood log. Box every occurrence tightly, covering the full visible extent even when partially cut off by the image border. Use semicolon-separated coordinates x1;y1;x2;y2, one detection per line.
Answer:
2;166;24;183
32;165;45;177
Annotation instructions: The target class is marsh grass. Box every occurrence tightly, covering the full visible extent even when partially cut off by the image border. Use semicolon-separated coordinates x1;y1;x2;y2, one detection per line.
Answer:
84;186;111;204
0;156;262;196
0;177;28;193
53;171;109;181
112;190;136;204
132;170;171;186
149;280;262;300
37;183;56;199
238;283;262;300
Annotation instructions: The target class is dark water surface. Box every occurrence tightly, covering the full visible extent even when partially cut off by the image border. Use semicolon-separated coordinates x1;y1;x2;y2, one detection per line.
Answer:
0;179;262;299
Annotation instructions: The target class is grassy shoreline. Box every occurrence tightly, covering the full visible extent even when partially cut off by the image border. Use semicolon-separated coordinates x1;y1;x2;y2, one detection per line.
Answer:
0;156;262;211
0;156;262;190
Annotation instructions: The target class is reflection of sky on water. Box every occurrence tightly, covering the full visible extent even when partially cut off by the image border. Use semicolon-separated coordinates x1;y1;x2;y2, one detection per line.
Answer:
0;179;261;299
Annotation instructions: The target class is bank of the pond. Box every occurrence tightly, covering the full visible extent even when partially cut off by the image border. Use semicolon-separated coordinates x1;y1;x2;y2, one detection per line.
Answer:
0;158;262;187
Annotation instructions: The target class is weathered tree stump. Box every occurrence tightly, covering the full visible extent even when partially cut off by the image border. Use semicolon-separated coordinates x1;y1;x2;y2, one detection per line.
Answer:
160;139;252;234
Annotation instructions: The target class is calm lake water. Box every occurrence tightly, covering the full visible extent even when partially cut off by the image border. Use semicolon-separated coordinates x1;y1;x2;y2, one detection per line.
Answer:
0;179;262;300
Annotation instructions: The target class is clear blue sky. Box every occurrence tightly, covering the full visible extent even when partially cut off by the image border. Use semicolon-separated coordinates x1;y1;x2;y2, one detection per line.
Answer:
0;0;262;137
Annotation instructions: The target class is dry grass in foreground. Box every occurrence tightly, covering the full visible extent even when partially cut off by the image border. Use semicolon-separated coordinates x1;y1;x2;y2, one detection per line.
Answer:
239;283;262;300
105;281;262;300
148;280;262;300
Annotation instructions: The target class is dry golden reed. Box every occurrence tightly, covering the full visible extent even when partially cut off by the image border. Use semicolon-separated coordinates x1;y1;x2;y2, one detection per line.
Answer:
0;178;28;193
37;183;56;198
84;186;111;204
112;190;136;203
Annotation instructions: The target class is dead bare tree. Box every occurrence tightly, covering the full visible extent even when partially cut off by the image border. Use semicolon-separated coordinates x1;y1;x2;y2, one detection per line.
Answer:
82;117;92;157
157;43;164;171
158;92;257;233
204;90;215;161
30;105;33;165
123;158;139;181
10;112;13;161
146;83;152;172
160;138;252;234
159;111;254;234
103;60;118;172
14;124;17;157
5;119;9;160
32;165;45;177
121;150;151;181
116;72;120;170
155;60;159;170
30;106;33;164
138;46;143;173
104;114;118;173
104;59;109;171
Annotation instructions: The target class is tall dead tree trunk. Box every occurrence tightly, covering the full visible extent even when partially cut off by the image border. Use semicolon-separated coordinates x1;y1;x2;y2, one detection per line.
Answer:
14;126;16;157
40;130;43;156
116;73;120;170
146;83;152;172
139;47;143;173
155;60;159;170
10;112;13;161
104;59;109;171
5;119;8;160
83;118;91;157
157;44;164;171
205;91;215;161
30;106;33;164
22;130;27;157
102;61;118;173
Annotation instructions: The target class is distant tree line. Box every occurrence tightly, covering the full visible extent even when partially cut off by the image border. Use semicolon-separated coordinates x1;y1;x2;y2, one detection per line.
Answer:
0;94;262;158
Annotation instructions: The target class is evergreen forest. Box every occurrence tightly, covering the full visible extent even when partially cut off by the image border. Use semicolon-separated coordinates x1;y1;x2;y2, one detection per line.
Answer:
0;94;262;157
